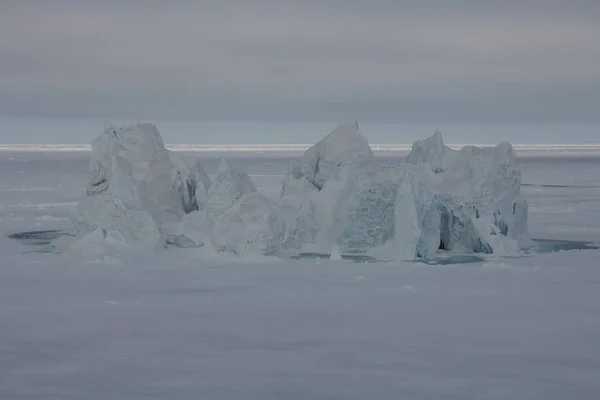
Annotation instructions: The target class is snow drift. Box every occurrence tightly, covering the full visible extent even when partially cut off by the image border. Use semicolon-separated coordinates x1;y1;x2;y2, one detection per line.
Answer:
68;122;530;261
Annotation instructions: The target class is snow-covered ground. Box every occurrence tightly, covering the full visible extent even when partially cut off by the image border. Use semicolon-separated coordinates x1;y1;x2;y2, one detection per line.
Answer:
1;150;600;399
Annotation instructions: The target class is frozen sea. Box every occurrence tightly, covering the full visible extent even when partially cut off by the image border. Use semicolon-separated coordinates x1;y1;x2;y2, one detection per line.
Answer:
1;147;600;399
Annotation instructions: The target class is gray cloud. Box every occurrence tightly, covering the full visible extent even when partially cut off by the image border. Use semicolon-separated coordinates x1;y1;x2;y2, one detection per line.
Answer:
1;0;599;123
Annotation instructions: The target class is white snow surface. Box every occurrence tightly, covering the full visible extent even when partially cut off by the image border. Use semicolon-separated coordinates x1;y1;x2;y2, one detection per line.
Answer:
1;140;600;398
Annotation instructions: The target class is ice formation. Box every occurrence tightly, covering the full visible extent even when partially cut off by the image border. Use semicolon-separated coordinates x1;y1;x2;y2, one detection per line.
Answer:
67;121;529;261
331;164;413;254
211;191;278;256
282;120;373;194
272;173;319;251
332;133;531;259
404;130;457;173
69;123;210;256
276;120;374;253
68;196;164;260
206;159;257;222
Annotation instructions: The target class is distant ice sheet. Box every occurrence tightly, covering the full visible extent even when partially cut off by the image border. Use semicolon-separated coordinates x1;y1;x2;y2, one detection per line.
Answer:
1;143;600;156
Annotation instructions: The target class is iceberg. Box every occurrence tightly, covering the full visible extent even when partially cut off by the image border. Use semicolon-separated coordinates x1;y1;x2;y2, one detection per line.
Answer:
211;191;279;256
188;158;212;212
69;123;211;256
277;121;374;253
66;121;529;262
86;123;210;220
332;132;530;259
205;159;257;222
272;174;319;251
68;195;164;260
282;120;373;194
405;130;457;173
332;164;413;254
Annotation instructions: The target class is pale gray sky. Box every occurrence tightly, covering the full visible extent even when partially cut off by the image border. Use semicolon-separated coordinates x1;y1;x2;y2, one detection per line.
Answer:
1;0;599;124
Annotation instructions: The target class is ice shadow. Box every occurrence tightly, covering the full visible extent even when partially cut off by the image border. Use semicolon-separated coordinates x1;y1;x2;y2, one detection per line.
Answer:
291;239;598;264
290;253;382;263
6;230;599;262
6;229;73;246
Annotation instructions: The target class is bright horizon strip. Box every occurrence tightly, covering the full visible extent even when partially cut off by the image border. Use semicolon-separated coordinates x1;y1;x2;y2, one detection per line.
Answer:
1;143;600;155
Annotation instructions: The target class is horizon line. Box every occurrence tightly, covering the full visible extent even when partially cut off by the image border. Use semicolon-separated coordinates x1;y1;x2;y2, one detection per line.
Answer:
1;143;600;153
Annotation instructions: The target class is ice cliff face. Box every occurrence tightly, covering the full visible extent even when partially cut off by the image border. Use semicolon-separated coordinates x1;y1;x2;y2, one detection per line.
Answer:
276;120;374;253
332;164;414;254
68;122;529;261
333;133;530;259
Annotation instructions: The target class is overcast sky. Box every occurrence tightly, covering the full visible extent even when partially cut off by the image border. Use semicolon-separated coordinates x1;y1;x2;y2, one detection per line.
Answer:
1;0;599;124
